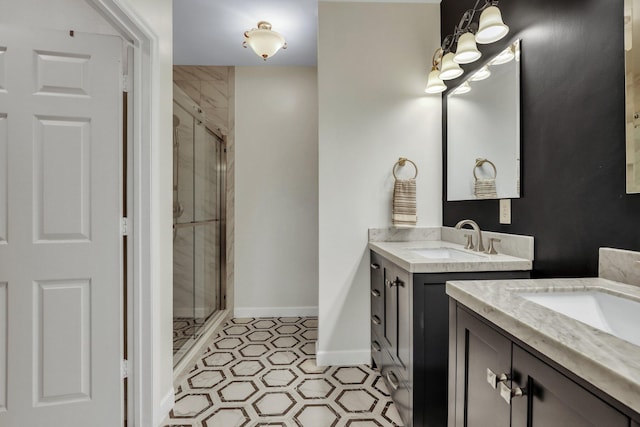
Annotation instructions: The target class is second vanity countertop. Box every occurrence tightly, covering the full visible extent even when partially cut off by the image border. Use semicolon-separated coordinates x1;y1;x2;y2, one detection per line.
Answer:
446;277;640;415
369;240;532;273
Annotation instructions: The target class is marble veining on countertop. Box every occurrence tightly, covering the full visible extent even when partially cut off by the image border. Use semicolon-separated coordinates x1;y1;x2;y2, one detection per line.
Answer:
368;227;533;273
446;277;640;415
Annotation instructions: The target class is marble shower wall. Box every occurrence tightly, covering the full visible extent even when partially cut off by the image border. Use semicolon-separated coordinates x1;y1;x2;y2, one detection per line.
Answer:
173;66;230;135
174;66;235;313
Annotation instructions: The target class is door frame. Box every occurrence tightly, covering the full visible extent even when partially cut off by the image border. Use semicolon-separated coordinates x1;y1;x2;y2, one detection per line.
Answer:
85;1;163;425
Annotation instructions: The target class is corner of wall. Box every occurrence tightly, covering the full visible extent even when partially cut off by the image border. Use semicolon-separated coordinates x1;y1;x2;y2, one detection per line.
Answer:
155;386;175;427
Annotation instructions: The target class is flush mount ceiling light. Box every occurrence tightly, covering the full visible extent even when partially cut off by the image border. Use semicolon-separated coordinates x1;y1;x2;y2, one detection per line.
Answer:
424;0;509;94
243;21;287;61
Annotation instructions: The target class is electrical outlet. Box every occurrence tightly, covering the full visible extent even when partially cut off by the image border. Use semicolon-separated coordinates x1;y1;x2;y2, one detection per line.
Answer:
499;199;511;224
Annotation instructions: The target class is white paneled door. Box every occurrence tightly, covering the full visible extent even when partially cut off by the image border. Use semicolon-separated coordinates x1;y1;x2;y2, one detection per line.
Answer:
0;27;124;426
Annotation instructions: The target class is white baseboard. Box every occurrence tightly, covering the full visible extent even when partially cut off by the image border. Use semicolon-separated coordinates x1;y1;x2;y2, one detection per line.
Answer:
155;387;175;427
316;348;371;367
233;306;318;318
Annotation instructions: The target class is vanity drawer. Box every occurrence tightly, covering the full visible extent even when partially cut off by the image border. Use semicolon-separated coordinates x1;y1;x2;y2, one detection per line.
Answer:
371;333;383;370
381;350;411;427
370;253;384;315
371;286;383;319
371;312;383;340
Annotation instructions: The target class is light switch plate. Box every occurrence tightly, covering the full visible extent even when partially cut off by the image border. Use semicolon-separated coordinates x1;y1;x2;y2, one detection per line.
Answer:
500;199;511;224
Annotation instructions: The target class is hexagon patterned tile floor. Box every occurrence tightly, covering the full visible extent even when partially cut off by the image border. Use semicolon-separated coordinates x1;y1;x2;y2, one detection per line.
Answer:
164;317;403;427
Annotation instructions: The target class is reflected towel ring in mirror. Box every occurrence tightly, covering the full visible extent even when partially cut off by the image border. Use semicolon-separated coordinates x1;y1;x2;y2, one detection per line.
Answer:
473;158;497;180
393;157;419;180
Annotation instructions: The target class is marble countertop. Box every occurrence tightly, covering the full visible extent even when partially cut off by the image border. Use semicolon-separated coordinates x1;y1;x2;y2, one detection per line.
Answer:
368;240;532;273
446;277;640;415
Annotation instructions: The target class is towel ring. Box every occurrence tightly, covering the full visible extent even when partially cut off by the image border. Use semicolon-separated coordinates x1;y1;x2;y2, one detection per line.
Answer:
393;157;418;180
473;158;497;180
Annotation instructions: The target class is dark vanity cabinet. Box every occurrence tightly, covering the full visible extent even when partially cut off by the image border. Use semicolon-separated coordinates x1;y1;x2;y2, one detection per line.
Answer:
369;251;530;427
451;303;638;427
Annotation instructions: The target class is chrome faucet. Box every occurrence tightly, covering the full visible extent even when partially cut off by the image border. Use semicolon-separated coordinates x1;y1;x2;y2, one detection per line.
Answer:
455;219;485;253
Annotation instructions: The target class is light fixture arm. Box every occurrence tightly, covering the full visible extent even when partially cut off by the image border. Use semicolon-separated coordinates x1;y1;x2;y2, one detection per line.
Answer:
431;48;443;71
441;0;501;53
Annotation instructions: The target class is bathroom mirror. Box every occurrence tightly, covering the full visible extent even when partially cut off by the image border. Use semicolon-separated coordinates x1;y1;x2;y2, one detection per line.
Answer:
625;0;640;193
446;40;521;201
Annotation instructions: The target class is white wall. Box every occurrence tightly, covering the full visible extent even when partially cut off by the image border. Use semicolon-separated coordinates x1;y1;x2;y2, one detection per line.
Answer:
317;2;442;365
234;67;319;317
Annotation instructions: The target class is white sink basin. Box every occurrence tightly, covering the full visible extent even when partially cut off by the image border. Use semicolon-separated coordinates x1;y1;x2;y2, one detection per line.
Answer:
410;247;487;260
520;290;640;347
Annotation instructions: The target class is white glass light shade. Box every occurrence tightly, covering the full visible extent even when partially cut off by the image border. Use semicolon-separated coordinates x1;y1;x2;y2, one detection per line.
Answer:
470;65;491;81
454;32;481;64
490;46;515;65
475;6;509;44
425;69;447;94
244;22;286;60
439;52;464;80
452;81;472;95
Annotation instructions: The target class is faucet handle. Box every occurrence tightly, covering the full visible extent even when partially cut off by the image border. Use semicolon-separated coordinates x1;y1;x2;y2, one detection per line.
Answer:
485;238;501;255
464;233;474;250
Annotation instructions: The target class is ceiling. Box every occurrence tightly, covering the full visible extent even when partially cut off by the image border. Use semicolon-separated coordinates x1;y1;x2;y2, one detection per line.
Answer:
173;0;440;67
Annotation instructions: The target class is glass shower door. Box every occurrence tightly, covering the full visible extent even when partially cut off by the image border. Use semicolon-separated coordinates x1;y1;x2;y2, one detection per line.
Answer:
172;99;225;364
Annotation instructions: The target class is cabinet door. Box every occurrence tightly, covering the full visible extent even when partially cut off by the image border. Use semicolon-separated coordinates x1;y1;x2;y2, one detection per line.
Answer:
455;308;511;427
511;345;629;427
396;268;411;375
384;264;398;351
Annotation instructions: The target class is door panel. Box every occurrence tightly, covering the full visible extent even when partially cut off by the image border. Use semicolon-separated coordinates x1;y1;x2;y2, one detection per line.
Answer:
34;116;91;241
0;27;123;427
396;268;410;375
384;265;397;350
0;282;5;412
0;113;6;243
455;308;511;427
34;50;90;96
511;345;628;427
36;280;91;405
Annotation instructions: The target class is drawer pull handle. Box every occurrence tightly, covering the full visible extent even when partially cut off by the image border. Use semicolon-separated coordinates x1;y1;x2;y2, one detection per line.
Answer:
499;382;526;405
387;278;404;288
371;315;381;325
371;341;381;352
486;368;510;389
370;263;380;270
386;371;400;391
371;289;381;297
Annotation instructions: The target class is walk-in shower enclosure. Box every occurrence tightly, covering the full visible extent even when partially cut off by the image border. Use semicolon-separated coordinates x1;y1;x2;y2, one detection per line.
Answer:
172;84;226;365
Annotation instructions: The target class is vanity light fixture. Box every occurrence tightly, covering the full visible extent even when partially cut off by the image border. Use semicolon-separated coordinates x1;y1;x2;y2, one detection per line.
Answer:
475;5;510;44
490;44;515;65
440;52;464;80
469;65;491;81
243;21;287;60
454;32;482;64
451;81;472;95
424;0;509;94
425;49;447;93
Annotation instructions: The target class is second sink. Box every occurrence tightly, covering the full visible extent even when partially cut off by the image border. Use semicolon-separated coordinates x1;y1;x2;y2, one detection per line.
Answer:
519;290;640;347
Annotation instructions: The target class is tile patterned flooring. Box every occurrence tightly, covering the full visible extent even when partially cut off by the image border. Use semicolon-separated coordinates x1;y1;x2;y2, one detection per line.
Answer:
173;317;207;355
164;317;403;427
